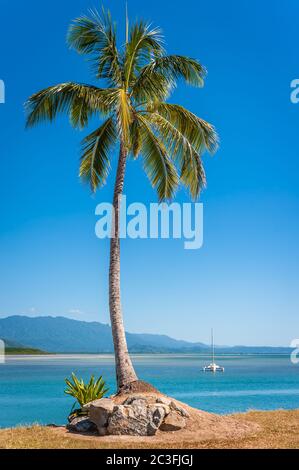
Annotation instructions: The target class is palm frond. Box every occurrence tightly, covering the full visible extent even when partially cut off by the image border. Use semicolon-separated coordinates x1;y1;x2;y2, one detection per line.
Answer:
25;83;119;129
124;21;164;89
116;88;132;147
155;102;219;153
153;55;206;87
131;69;173;103
144;112;207;198
131;55;206;103
80;117;117;191
67;8;123;86
130;117;142;158
180;150;207;199
136;114;179;200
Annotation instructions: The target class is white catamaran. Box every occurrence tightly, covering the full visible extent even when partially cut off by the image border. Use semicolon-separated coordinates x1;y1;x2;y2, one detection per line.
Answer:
203;329;224;372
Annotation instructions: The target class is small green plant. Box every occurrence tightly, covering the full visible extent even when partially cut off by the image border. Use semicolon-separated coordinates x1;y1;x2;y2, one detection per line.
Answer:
64;373;109;420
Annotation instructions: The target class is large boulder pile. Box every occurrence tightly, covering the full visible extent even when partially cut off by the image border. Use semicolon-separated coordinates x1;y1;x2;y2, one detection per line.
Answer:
68;394;190;436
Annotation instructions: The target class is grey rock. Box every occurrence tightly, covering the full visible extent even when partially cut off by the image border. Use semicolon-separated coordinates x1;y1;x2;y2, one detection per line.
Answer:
83;397;114;412
82;402;92;410
147;405;166;435
156;397;171;406
170;401;190;418
107;405;144;435
107;401;166;436
88;398;114;433
76;395;189;436
67;416;97;434
160;411;186;432
153;403;170;416
123;395;148;406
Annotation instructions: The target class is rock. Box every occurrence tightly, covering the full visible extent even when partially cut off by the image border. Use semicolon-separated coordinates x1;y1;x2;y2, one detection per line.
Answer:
170;401;190;418
160;411;186;432
107;401;167;436
155;403;170;415
82;402;92;410
107;403;147;436
67;416;97;434
147;405;166;435
156;397;171;406
83;397;114;412
87;398;114;435
107;405;134;435
73;395;188;436
123;395;148;406
130;399;148;418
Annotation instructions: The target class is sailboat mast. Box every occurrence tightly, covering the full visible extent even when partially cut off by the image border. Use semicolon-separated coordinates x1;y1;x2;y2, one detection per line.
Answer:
212;328;214;363
125;2;129;44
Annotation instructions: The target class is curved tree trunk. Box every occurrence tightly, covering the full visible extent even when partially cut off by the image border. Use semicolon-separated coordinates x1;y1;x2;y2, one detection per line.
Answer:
109;142;138;391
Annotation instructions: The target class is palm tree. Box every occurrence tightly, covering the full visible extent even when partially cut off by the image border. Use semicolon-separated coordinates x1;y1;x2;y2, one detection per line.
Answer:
25;8;218;392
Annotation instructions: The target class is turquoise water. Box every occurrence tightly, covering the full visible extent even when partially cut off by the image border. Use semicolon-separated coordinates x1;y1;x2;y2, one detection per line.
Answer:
1;354;299;428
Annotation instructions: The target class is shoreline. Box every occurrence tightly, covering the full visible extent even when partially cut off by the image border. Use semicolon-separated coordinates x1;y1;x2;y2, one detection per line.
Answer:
0;409;298;449
6;352;293;358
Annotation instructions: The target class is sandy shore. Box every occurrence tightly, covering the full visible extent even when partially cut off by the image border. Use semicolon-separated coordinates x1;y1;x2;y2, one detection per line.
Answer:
0;409;298;449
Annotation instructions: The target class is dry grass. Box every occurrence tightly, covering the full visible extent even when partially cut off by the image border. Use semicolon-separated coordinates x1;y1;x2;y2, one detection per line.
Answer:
0;409;299;449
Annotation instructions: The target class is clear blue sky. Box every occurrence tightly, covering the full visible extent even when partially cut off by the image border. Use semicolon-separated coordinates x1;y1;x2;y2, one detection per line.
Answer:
0;0;298;346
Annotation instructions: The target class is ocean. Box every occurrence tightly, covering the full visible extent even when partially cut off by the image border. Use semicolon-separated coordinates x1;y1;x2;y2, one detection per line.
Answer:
1;354;299;428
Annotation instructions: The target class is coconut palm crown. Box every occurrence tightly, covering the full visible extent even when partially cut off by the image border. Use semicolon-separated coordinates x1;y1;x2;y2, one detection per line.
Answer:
25;7;218;391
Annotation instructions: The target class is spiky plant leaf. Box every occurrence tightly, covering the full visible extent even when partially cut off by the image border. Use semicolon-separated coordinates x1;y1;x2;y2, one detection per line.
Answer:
64;373;109;409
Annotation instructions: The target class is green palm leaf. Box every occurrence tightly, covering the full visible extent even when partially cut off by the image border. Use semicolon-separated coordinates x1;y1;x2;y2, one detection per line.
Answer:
68;8;123;86
131;55;206;103
154;102;218;153
25;83;118;129
80;117;117;191
153;55;206;86
144;112;206;198
124;21;164;89
136;114;179;200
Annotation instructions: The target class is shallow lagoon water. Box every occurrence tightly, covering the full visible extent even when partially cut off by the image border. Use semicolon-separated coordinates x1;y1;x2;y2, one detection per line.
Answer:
1;354;299;428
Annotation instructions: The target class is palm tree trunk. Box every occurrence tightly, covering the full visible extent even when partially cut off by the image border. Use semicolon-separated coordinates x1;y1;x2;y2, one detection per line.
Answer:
109;141;138;391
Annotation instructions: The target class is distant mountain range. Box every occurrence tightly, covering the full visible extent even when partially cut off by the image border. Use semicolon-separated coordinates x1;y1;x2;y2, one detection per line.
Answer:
0;315;292;354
